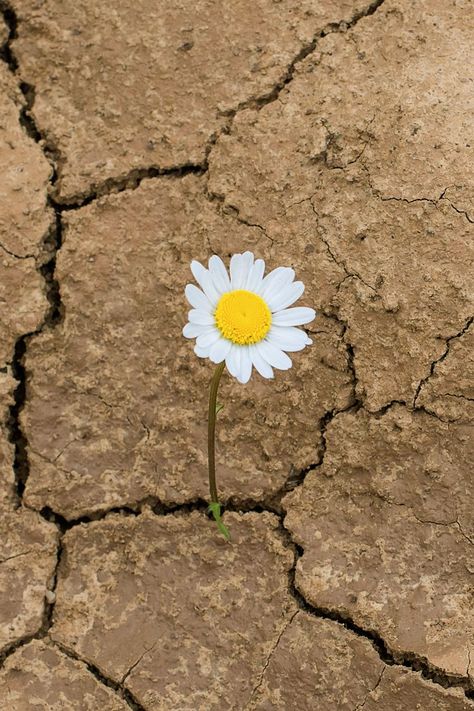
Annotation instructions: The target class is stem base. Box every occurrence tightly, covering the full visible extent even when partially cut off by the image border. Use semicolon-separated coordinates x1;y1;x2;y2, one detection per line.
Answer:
208;502;231;541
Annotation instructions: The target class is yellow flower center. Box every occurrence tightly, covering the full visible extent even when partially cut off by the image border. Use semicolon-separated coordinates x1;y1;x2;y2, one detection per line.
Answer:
215;290;271;345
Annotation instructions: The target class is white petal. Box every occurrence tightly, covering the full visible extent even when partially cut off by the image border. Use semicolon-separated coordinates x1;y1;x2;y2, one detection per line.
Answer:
272;307;316;327
266;326;312;352
183;322;214;339
209;338;232;364
237;346;252;384
257;266;287;296
245;258;265;292
225;345;241;379
185;284;212;311
196;329;221;348
249;344;274;379
261;268;295;305
208;255;231;295
194;344;210;358
190;260;220;305
267;281;304;312
188;309;215;326
257;340;292;370
229;254;244;288
230;251;254;290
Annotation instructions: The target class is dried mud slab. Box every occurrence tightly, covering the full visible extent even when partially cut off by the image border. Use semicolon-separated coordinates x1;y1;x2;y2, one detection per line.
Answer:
51;511;296;710
284;405;474;678
417;322;474;423
0;508;58;652
0;368;16;508
0;63;51;365
0;63;52;260
248;612;472;710
10;0;374;203
209;0;474;411
0;249;47;365
0;640;129;710
22;176;353;519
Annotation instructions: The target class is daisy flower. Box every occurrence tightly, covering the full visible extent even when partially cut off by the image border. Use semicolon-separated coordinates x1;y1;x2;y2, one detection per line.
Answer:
183;251;316;383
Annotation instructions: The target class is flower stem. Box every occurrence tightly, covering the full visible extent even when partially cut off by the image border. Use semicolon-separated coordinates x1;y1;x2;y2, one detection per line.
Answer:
207;361;230;540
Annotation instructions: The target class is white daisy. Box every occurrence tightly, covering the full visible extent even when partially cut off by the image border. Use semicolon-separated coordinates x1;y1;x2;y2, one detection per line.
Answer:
183;251;316;383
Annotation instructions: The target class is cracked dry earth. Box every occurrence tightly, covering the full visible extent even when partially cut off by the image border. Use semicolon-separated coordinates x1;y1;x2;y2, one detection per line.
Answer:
0;1;473;710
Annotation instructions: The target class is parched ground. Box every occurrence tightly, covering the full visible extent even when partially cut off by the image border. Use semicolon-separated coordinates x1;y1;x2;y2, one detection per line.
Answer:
0;0;473;709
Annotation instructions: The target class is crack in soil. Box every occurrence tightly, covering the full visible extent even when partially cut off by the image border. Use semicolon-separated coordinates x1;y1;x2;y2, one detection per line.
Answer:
282;532;474;698
2;0;387;210
2;0;472;705
413;316;474;408
0;531;61;669
444;198;474;224
353;666;386;711
243;608;299;709
120;642;158;687
52;641;147;711
0;549;31;565
6;207;63;504
0;1;15;69
52;163;208;209
310;198;380;296
1;3;64;506
0;240;35;260
216;0;386;120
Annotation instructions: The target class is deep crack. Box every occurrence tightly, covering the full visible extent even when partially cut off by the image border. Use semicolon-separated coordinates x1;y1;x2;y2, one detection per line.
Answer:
52;162;208;209
7;337;29;500
6;212;63;503
1;0;64;504
0;1;16;70
282;537;474;698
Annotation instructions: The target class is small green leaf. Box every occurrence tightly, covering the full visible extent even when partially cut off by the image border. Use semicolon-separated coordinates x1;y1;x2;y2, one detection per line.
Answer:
215;403;224;415
208;501;231;541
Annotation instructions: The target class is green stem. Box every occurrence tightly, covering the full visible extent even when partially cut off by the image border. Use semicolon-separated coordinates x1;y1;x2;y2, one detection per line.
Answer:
207;361;230;540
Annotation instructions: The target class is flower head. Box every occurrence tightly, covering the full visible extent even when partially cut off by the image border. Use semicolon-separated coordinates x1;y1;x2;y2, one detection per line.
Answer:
183;251;316;383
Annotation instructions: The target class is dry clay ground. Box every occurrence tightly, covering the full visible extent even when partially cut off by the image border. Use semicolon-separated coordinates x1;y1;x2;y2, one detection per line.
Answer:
0;0;473;709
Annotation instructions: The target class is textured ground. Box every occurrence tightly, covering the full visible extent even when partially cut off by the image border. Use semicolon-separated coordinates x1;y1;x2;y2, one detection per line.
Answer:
0;0;473;709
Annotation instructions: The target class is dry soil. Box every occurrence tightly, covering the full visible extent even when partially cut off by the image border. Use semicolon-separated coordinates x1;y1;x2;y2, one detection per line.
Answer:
0;1;473;709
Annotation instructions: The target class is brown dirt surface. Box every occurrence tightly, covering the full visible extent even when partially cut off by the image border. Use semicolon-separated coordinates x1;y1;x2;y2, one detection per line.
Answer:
284;406;473;678
0;16;7;45
416;323;474;422
0;62;51;365
51;511;296;709
0;63;52;261
11;0;372;203
0;508;58;652
0;368;16;507
248;612;472;710
0;54;51;510
21;176;353;519
208;0;474;412
0;0;473;708
0;639;130;709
